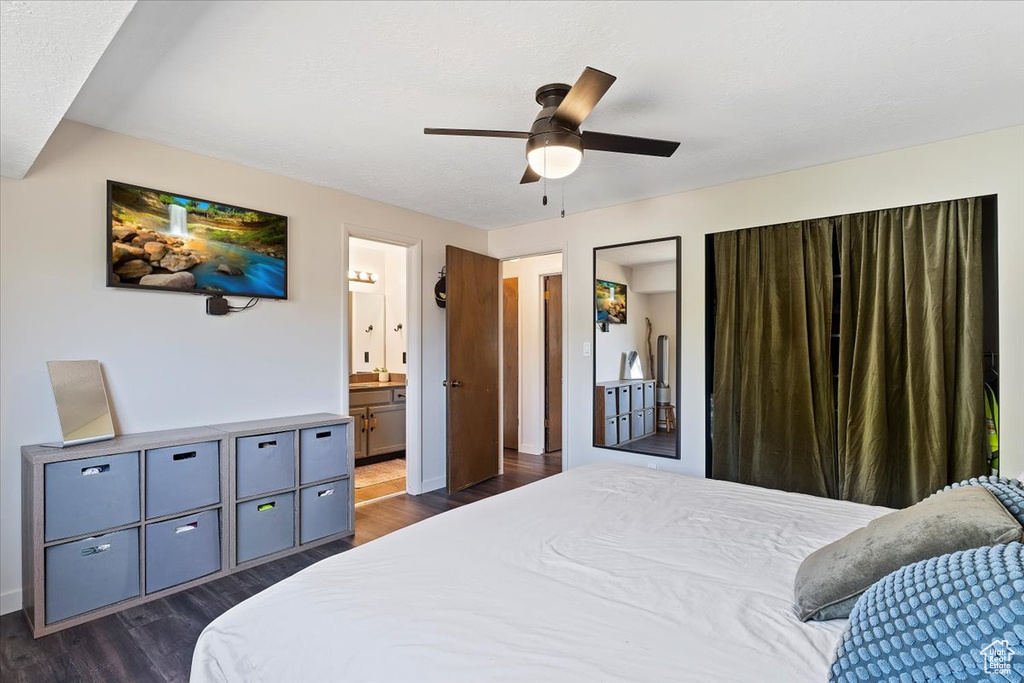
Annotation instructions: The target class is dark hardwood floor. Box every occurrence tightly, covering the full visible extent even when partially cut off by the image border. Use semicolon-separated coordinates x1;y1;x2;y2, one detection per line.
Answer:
615;431;676;457
0;451;562;683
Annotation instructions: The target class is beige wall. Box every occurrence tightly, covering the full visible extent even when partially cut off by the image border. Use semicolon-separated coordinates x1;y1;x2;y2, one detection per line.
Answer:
489;126;1024;481
0;120;485;613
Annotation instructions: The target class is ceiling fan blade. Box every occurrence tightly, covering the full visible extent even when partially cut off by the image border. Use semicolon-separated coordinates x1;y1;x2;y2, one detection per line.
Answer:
550;67;616;130
582;131;680;157
520;165;541;184
424;128;530;139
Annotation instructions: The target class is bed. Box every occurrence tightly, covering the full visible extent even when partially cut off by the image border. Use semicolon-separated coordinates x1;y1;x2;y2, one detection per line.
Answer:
191;463;890;682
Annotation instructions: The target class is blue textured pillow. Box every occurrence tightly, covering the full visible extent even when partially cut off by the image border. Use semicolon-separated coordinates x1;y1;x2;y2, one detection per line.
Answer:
829;543;1024;683
936;477;1024;527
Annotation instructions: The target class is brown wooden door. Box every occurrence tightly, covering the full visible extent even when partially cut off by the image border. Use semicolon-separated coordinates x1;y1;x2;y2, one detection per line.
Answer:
446;245;500;493
544;274;563;452
502;278;519;450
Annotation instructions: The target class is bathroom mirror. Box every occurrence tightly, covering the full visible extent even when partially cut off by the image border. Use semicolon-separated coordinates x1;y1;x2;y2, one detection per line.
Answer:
46;360;116;447
350;292;386;372
593;237;680;459
349;238;407;378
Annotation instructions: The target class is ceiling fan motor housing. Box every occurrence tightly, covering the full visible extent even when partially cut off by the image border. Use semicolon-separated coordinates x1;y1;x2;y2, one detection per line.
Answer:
527;82;584;163
525;130;583;157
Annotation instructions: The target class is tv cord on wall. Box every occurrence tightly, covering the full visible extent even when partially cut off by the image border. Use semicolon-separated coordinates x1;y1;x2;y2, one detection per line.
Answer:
199;293;260;316
227;297;260;312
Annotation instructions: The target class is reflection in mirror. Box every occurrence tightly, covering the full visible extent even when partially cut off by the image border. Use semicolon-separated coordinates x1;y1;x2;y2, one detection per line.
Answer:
626;351;643;379
349;237;407;378
46;360;115;447
593;237;680;459
350;291;385;372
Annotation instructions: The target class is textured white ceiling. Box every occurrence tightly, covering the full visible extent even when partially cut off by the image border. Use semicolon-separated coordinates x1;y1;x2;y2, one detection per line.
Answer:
60;1;1024;229
597;242;676;267
0;0;135;178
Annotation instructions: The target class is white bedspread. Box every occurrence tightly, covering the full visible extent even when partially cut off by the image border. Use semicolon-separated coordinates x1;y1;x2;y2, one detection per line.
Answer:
191;463;890;682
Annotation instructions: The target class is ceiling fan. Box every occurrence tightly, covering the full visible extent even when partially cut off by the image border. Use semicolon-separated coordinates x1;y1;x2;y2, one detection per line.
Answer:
425;67;680;184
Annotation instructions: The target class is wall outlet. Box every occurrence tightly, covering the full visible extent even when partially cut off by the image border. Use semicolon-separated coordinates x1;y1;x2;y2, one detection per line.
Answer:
646;463;658;470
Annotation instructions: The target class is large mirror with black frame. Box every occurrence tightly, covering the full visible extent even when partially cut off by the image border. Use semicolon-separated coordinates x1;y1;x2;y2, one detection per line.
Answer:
593;237;681;459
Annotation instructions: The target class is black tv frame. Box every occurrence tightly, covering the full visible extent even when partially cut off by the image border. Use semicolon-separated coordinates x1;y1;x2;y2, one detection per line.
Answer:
594;278;628;325
106;179;288;300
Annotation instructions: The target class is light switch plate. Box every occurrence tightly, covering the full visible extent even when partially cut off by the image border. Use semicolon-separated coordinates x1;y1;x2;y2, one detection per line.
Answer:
583;342;591;357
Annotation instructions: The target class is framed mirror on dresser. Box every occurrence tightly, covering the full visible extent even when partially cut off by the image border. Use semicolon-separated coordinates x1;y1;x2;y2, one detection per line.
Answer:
593;237;681;459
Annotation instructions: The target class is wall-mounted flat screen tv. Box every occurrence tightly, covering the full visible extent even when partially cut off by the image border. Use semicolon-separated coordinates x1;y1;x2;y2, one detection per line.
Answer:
595;279;627;324
107;180;287;299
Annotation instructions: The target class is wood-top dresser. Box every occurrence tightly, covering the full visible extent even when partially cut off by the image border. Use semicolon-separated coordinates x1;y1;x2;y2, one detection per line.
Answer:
21;413;354;638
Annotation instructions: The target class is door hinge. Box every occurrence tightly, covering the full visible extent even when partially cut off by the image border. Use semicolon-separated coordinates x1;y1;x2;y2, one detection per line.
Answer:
544;290;550;300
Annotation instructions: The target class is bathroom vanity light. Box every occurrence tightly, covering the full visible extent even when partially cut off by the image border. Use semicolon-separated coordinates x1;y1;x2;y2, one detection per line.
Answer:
348;271;379;284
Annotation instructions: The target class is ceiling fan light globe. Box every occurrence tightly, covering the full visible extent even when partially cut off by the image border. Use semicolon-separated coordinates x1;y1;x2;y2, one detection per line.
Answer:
526;145;582;179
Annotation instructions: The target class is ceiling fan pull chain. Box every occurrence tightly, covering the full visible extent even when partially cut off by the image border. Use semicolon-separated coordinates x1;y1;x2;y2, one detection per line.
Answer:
542;143;548;206
561;180;565;219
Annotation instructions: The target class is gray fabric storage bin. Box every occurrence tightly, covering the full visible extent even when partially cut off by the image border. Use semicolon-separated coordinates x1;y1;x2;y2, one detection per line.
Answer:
145;509;221;593
643;381;655;408
236;492;294;563
631;383;644;410
44;452;140;542
235;432;295;499
601;388;617;418
617;386;631;414
299;480;350;544
632;410;645;439
644;408;655;435
299;424;349;485
146;441;220;519
603;416;618;445
618;414;630;442
45;528;139;624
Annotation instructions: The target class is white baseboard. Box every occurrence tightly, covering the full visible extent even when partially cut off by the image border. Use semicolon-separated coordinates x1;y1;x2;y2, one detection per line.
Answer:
518;443;543;455
1;588;22;616
420;475;445;493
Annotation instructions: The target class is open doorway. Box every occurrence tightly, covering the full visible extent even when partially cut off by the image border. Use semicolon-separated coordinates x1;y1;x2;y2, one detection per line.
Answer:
348;236;410;505
501;254;563;472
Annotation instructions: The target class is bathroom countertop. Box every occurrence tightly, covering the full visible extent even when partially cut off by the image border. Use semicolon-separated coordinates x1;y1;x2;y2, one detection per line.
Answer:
349;381;407;390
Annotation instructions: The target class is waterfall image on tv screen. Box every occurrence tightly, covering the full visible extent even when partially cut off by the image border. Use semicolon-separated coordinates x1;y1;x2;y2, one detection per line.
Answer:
107;180;287;299
595;279;627;324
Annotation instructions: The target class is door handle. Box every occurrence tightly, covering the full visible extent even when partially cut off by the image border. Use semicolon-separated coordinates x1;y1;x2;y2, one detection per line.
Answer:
449;380;463;388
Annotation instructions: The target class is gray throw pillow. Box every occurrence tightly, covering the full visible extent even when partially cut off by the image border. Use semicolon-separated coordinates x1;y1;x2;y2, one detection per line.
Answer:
793;485;1023;622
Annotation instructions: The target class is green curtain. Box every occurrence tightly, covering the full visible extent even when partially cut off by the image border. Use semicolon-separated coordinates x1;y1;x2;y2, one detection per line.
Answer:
712;220;837;498
837;198;986;508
